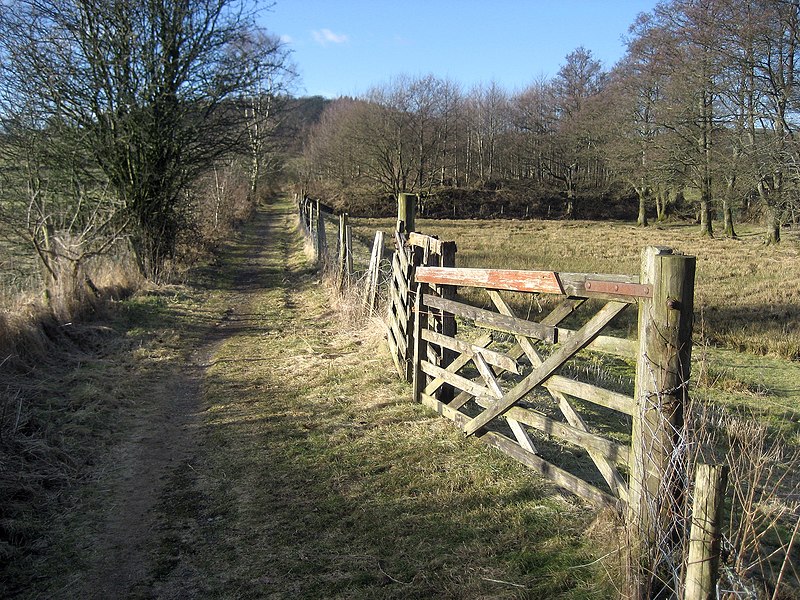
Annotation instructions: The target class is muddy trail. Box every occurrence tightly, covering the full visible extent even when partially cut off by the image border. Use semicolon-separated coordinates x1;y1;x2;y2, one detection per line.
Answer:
66;199;312;598
21;198;605;600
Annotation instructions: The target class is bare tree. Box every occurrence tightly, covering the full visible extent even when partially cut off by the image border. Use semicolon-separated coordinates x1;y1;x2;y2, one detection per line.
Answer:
0;0;289;280
627;1;723;237
465;82;510;183
0;112;127;309
550;47;608;218
238;31;297;202
509;78;557;184
746;0;800;244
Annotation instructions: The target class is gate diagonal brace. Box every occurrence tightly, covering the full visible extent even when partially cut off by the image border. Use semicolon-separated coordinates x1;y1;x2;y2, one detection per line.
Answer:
463;300;628;437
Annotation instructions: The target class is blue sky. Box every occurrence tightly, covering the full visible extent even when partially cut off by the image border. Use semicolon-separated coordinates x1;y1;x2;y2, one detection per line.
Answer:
261;0;661;98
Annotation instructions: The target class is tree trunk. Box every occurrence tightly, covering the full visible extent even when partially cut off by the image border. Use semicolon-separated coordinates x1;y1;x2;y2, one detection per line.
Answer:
722;177;737;239
637;187;649;227
759;173;782;245
655;188;667;222
765;204;781;245
564;164;577;219
565;189;575;219
699;188;713;237
698;90;714;238
722;198;737;238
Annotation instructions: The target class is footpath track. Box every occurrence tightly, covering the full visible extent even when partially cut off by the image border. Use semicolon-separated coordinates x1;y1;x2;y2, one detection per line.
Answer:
55;198;603;600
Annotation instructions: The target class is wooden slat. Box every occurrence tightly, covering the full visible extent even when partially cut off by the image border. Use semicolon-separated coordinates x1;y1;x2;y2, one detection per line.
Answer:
425;332;493;398
419;393;621;509
544;375;635;416
542;297;587;323
408;232;444;255
424;352;471;397
505;345;635;414
507;419;538;455
420;392;470;426
390;286;409;329
393;298;409;334
449;389;473;410
481;430;622;509
385;323;404;379
555;328;636;360
392;257;409;303
504;405;629;466
473;353;538;455
421;329;521;374
423;295;556;343
464;301;628;436
421;360;495;400
416;266;563;294
472;352;502;398
447;296;584;412
388;314;407;357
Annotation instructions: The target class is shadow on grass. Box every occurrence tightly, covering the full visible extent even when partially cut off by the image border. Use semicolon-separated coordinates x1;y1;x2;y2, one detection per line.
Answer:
150;361;613;600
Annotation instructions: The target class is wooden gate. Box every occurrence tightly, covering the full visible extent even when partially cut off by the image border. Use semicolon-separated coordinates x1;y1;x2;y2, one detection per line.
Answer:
411;248;695;514
386;194;457;382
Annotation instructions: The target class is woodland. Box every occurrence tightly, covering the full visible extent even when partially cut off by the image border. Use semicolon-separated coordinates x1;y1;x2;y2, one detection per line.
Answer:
1;0;799;310
302;0;800;245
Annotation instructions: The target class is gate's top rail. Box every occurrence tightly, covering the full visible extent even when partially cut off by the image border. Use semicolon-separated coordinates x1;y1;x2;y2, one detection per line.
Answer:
415;266;652;302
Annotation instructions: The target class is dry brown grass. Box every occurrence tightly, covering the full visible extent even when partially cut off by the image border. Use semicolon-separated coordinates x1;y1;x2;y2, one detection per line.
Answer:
353;217;800;360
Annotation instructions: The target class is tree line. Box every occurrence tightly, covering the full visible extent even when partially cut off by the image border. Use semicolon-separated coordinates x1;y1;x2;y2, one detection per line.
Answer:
301;0;800;243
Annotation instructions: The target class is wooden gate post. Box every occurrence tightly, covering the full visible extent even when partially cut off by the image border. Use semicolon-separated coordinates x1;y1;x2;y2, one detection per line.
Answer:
396;193;417;381
397;192;416;235
629;246;696;599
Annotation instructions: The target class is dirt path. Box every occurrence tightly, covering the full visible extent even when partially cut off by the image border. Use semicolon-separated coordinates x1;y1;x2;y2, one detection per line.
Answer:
68;202;293;598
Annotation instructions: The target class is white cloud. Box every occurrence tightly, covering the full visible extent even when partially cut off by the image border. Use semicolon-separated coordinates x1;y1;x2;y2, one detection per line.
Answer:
280;34;293;44
312;28;348;46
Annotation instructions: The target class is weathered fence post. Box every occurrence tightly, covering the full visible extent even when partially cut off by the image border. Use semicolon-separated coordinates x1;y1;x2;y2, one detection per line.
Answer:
315;200;327;264
629;246;696;599
685;463;728;600
397;192;416;235
345;220;353;274
363;231;385;313
337;213;351;290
